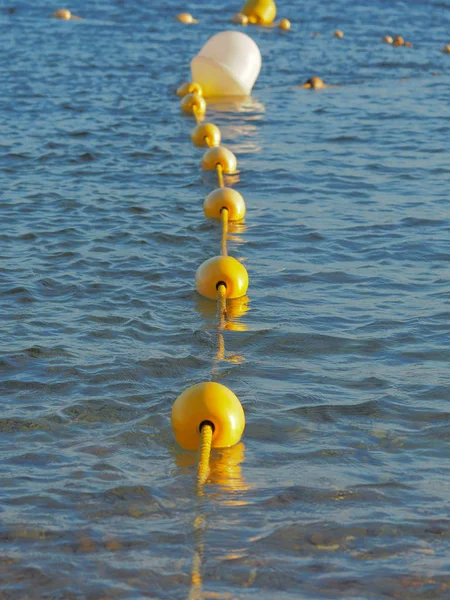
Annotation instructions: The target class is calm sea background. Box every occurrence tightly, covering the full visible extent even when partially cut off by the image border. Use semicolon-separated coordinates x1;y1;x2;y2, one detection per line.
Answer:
1;0;450;598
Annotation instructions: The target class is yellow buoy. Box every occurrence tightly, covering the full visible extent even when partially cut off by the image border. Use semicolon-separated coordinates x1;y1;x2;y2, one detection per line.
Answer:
240;0;276;25
191;123;221;147
405;41;413;47
171;382;245;451
176;13;198;24
52;8;81;20
202;146;237;173
180;93;206;116
334;30;344;38
204;188;246;221
301;76;326;90
393;35;404;46
231;13;249;25
383;35;394;44
442;44;450;53
176;82;203;98
279;18;291;31
196;256;248;300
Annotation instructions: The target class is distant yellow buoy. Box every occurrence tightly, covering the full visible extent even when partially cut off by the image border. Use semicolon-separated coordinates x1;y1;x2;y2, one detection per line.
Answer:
171;382;245;451
383;35;394;44
196;256;248;300
301;76;326;90
202;146;237;173
442;44;450;53
176;13;198;24
393;35;404;46
180;93;206;116
279;18;291;31
176;82;203;98
240;0;277;25
52;8;81;20
405;41;413;47
204;188;246;221
191;123;221;147
231;13;249;25
334;30;344;38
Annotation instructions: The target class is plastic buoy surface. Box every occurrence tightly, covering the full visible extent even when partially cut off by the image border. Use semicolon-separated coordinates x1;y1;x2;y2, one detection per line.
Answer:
177;82;203;98
196;256;248;299
240;0;276;24
191;123;221;147
231;13;249;25
204;187;246;221
53;8;71;19
172;382;245;451
176;13;198;24
202;146;237;173
279;18;291;30
302;76;326;90
334;29;344;38
191;31;261;97
180;93;207;116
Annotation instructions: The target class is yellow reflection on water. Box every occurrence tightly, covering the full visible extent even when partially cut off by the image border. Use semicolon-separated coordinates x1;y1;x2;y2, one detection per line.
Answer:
174;442;249;499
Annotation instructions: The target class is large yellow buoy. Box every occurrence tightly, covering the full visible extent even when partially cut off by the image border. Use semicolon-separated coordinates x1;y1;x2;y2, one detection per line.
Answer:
171;382;245;451
204;188;246;221
191;123;221;147
202;146;237;173
196;256;248;300
240;0;277;25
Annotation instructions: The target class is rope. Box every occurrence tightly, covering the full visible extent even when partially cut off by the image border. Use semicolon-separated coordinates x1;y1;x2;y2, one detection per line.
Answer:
216;163;224;188
193;106;202;126
197;423;213;490
220;208;228;257
204;136;212;148
215;283;227;360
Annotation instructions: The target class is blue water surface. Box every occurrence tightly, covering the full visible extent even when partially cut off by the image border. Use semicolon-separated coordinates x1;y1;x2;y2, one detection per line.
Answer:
1;0;450;598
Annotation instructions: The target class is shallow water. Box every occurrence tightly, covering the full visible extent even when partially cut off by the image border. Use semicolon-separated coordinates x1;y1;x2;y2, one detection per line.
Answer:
1;1;450;598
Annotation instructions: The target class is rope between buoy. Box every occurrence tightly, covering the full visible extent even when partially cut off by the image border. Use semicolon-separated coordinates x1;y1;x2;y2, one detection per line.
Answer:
220;208;228;257
193;106;202;126
216;163;224;188
204;136;212;148
197;423;213;490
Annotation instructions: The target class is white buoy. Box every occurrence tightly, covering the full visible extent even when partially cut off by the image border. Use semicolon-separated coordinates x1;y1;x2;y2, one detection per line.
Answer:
190;31;261;97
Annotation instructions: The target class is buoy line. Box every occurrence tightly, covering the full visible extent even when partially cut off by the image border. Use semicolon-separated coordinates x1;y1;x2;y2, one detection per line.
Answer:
172;81;248;490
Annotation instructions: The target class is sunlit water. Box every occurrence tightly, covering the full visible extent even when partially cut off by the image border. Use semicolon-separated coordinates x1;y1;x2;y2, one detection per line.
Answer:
1;0;450;598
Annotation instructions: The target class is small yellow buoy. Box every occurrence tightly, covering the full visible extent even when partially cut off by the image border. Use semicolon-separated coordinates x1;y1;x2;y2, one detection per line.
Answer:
176;13;199;24
442;44;450;53
231;13;249;25
301;76;326;90
176;82;203;98
383;35;394;44
240;0;276;25
405;41;413;47
52;8;81;20
279;18;291;31
191;123;221;147
334;30;344;38
196;256;248;300
393;35;404;46
202;146;237;173
171;382;245;451
204;188;246;221
180;93;206;117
